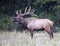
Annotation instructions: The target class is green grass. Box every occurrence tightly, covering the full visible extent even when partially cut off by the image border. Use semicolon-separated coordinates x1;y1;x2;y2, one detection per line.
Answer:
0;31;60;46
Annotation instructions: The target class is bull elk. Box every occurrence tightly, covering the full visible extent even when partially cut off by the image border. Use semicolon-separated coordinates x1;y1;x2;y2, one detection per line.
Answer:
12;7;54;39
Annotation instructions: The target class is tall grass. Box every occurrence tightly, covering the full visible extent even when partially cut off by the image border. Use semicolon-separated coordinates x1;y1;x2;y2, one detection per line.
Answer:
0;31;60;46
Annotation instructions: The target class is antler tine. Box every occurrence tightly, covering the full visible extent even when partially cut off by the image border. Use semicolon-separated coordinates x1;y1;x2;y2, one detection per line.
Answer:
18;7;28;16
19;10;26;16
25;7;28;13
28;6;31;12
19;10;22;15
26;6;31;14
15;10;20;18
15;11;20;16
19;7;28;17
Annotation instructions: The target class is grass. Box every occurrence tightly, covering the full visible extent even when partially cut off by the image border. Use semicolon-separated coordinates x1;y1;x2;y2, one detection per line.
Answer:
0;31;60;46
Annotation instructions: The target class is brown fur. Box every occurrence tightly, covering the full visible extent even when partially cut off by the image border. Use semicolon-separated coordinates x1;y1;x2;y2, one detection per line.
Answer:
12;17;54;39
12;7;54;39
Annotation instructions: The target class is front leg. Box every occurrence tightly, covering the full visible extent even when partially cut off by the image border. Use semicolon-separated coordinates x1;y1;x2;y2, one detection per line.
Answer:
29;29;34;39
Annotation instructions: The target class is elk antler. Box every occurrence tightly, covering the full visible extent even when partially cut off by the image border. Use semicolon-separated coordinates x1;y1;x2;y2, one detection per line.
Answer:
16;6;35;17
25;6;35;16
16;11;20;16
24;7;28;14
15;11;21;18
25;6;31;15
18;7;28;16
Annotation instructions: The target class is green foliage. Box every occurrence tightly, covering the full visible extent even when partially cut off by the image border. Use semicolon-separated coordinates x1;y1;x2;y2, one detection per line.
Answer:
0;16;14;31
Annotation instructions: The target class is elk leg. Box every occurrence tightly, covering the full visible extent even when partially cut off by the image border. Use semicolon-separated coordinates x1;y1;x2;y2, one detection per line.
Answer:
47;31;53;39
45;27;53;39
29;30;34;39
50;31;53;39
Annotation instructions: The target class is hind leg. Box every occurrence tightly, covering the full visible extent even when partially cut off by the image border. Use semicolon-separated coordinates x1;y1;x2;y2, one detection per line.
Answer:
45;26;54;39
46;31;53;39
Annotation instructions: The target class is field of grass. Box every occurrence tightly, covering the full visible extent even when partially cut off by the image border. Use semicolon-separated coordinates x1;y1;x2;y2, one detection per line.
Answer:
0;31;60;46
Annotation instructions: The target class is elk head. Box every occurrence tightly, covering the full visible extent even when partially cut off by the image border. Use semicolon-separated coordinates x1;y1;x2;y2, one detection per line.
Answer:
12;6;36;24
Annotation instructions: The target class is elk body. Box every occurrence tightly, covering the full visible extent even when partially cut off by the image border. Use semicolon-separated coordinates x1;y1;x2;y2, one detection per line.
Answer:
12;7;54;39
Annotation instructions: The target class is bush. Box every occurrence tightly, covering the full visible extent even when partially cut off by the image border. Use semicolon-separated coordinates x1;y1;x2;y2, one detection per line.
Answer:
0;16;14;31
